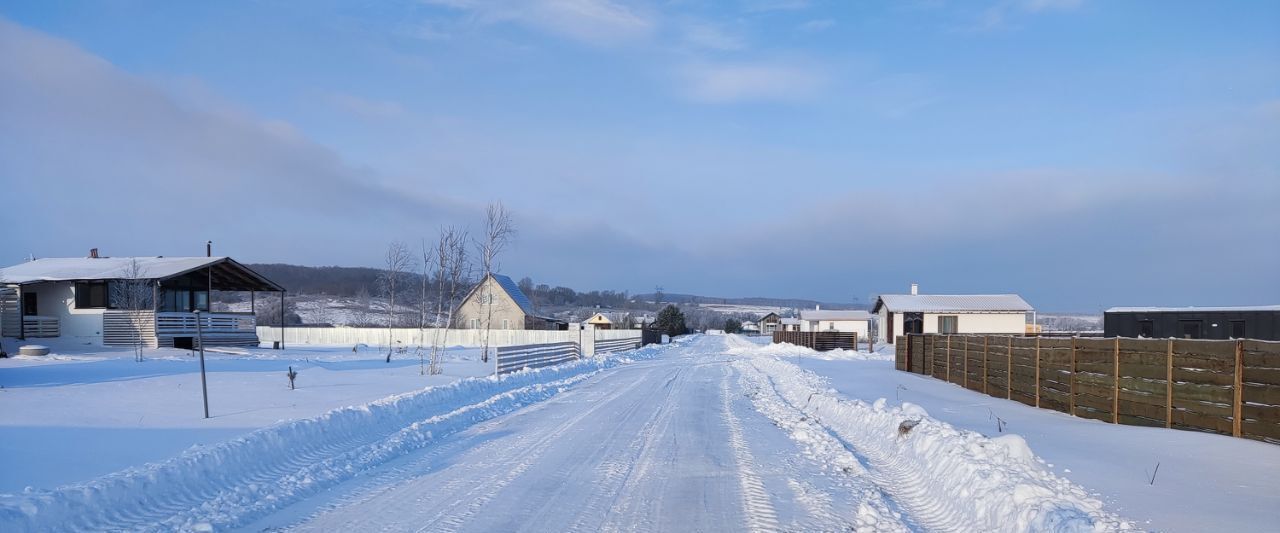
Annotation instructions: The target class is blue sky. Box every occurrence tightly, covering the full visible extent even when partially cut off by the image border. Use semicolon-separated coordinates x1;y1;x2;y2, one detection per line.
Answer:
1;0;1277;311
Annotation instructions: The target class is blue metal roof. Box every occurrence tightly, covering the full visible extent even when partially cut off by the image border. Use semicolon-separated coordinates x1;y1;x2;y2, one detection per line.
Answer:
492;274;536;316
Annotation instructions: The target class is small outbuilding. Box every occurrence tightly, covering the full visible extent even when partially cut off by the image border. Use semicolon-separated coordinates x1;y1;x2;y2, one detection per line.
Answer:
798;309;872;337
1104;306;1280;340
757;312;781;334
873;284;1033;342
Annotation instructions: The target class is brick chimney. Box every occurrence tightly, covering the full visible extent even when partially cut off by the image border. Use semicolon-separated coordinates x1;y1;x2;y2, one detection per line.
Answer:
89;248;99;259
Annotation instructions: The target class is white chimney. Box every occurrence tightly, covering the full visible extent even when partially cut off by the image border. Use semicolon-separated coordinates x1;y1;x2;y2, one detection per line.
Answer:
815;304;821;310
910;283;919;296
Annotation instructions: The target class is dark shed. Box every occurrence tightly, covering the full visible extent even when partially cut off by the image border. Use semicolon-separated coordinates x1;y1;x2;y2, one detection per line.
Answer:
1103;306;1280;340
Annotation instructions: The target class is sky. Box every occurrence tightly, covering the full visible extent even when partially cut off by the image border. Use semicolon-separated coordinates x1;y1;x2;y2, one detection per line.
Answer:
0;0;1277;312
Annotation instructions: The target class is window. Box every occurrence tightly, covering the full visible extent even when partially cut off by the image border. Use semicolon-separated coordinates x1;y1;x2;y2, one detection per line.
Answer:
470;318;480;329
75;281;110;309
502;319;510;329
1138;320;1155;338
938;315;958;334
23;293;38;315
1179;320;1202;339
1230;321;1246;339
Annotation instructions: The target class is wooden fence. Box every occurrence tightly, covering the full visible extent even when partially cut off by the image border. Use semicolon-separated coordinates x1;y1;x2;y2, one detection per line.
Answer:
773;331;858;351
895;334;1280;444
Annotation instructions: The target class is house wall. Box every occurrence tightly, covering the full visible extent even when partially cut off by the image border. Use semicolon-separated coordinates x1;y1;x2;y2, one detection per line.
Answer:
802;319;869;337
880;310;1027;342
25;281;106;345
455;276;527;330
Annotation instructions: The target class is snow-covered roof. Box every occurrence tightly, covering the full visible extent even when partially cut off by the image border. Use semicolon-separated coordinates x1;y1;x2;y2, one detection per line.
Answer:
779;317;802;325
800;310;872;321
1106;305;1280;313
874;294;1032;313
0;256;283;291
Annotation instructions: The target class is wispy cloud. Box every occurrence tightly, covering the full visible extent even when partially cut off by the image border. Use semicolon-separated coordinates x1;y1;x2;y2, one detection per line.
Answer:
322;91;406;120
422;0;654;46
797;18;835;32
682;22;747;51
969;0;1085;31
679;61;824;103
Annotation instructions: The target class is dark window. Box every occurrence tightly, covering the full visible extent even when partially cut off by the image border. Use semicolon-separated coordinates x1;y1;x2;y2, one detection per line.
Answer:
22;293;37;315
938;315;958;334
1230;321;1246;339
1179;320;1202;339
903;312;924;334
1138;320;1155;338
75;281;111;309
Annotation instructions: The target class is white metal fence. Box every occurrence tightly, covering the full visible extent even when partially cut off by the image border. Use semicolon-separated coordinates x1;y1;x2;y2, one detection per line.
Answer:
256;326;641;348
595;337;642;354
495;341;580;375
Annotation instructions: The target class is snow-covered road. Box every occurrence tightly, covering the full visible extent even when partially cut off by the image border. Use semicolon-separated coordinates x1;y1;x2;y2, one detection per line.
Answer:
244;335;904;532
2;335;1131;532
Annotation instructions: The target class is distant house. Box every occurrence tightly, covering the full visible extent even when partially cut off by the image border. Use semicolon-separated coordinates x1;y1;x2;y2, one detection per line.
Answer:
873;284;1033;342
740;321;760;333
456;274;565;330
758;312;781;334
799;309;872;337
585;313;614;330
779;317;802;332
1104;306;1280;340
0;253;282;347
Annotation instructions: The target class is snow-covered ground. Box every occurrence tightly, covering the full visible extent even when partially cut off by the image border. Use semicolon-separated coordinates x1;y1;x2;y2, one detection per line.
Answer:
0;339;491;492
2;334;1273;531
733;336;1280;532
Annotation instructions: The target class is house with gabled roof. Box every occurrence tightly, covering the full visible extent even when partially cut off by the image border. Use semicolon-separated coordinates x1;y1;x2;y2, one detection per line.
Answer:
0;251;283;347
456;273;565;330
872;283;1033;342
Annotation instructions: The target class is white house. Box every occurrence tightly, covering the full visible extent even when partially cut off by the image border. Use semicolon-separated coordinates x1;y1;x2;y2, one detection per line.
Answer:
872;284;1033;342
798;309;872;337
0;254;283;347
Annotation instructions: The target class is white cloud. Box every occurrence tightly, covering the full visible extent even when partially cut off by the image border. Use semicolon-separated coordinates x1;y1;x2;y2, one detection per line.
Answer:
683;23;747;51
322;91;406;119
679;62;824;103
798;18;835;32
423;0;654;46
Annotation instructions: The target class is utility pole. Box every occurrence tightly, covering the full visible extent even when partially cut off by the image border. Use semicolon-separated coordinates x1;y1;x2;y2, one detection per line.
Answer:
194;310;210;419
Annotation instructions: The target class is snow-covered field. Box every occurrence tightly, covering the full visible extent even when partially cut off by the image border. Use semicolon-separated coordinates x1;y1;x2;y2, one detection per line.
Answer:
0;339;492;492
1;335;1275;531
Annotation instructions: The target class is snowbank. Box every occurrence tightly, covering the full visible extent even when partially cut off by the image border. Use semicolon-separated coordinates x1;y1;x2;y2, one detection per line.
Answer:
733;348;1133;532
0;344;669;532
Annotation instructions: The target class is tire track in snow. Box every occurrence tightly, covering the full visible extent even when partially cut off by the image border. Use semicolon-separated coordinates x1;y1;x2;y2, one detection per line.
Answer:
720;366;782;533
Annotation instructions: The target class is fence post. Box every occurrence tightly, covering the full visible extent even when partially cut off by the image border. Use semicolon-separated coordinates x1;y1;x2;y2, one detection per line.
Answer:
1069;337;1077;416
1034;336;1041;408
963;336;969;389
1113;337;1120;424
1166;339;1173;428
1234;339;1243;437
983;335;989;395
946;336;952;383
1007;336;1013;400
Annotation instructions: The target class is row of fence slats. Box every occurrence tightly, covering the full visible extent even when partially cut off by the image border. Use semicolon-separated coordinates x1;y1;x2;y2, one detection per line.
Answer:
895;334;1280;444
496;341;580;374
775;331;858;352
596;338;642;354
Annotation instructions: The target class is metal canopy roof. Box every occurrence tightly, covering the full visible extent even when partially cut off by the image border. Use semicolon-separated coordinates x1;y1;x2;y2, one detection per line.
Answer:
0;257;284;292
873;294;1032;313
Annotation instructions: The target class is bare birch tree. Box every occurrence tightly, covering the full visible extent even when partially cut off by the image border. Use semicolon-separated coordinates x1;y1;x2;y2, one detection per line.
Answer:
110;259;154;362
428;226;469;375
380;241;412;363
417;239;434;375
475;203;515;363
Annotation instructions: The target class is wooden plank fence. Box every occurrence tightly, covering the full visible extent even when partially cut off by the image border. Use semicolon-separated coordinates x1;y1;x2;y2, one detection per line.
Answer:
772;331;859;352
896;334;1280;444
